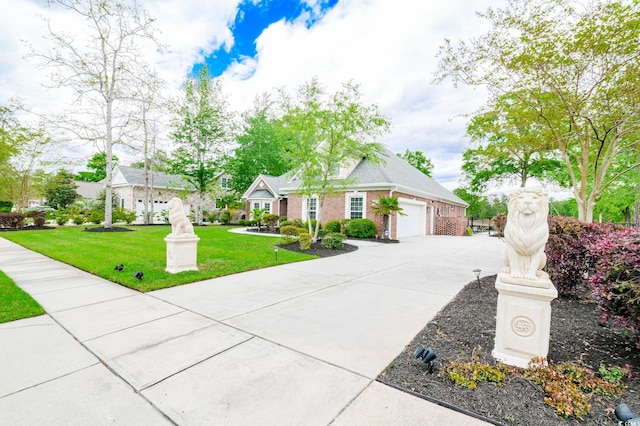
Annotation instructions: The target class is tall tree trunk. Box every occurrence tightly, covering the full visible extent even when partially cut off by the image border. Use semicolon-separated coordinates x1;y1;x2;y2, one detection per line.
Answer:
104;97;113;229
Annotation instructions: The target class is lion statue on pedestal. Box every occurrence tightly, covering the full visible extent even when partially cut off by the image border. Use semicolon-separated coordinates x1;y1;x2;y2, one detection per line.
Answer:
502;189;549;280
167;197;194;236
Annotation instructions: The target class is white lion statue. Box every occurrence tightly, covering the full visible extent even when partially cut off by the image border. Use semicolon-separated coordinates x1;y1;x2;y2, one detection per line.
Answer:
167;197;194;236
502;189;549;280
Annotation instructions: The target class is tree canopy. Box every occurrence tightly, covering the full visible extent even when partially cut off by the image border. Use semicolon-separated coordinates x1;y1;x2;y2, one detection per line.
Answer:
44;169;78;209
226;94;294;194
437;0;640;222
169;65;234;225
397;149;434;177
280;78;391;241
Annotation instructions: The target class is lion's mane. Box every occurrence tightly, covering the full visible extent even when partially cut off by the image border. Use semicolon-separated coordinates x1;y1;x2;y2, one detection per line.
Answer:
167;197;194;236
502;189;549;280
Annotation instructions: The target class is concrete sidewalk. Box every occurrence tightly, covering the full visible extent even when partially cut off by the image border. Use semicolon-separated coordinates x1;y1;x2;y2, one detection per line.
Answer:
0;233;504;425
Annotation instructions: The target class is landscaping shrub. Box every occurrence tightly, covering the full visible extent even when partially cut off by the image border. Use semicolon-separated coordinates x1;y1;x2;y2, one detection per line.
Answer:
347;218;376;239
264;213;280;231
545;216;622;299
26;211;46;227
304;219;319;233
72;215;84;225
492;213;507;237
0;201;13;213
113;208;136;224
55;211;69;226
341;218;351;236
324;219;341;233
88;208;104;224
320;232;346;249
298;232;312;250
0;212;25;229
288;219;305;228
587;228;640;349
280;225;299;244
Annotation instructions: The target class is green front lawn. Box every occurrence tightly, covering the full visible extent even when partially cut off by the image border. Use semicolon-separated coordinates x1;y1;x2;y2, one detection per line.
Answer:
1;225;315;292
0;271;45;323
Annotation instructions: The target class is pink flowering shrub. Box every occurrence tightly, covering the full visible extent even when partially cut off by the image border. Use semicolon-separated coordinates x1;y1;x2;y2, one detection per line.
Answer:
545;216;621;299
587;228;640;349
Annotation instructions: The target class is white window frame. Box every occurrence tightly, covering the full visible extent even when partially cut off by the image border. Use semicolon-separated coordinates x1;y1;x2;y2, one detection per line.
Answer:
302;196;318;221
345;192;367;219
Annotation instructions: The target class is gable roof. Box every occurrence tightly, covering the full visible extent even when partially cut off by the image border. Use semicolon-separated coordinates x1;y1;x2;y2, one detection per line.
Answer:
113;165;192;190
350;148;467;206
265;147;465;206
242;173;291;200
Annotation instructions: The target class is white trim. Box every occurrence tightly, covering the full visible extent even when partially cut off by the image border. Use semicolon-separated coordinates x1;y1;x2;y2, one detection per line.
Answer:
397;197;427;238
301;196;318;221
344;191;367;219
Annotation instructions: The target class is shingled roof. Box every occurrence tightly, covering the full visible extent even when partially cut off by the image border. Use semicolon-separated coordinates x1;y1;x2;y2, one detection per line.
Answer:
113;165;193;189
261;147;466;206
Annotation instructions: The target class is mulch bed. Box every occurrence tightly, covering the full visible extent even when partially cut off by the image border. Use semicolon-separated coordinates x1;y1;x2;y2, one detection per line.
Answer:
379;275;640;426
83;226;134;232
278;241;358;257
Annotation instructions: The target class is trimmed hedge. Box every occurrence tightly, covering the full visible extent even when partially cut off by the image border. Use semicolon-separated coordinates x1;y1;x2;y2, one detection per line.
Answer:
324;220;341;233
321;232;346;249
0;213;25;229
26;211;46;227
348;218;376;239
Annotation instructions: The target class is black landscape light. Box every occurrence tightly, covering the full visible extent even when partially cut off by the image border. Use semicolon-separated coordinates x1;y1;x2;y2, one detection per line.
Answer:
616;403;638;422
115;264;124;272
473;268;481;287
134;271;144;280
274;246;279;261
413;344;436;373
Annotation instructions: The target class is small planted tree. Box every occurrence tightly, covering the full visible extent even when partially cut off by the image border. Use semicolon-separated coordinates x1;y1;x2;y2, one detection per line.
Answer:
372;196;405;239
251;208;266;231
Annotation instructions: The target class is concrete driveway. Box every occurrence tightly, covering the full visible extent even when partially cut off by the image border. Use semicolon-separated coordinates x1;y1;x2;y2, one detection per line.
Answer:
0;233;504;425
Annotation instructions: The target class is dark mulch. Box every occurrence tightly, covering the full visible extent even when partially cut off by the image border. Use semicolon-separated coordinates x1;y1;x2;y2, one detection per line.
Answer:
83;226;134;232
278;241;358;257
0;226;55;232
379;275;640;426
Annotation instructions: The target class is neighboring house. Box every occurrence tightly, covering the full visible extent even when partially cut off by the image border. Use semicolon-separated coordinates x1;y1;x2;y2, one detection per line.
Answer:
75;181;103;200
242;148;468;238
111;165;194;223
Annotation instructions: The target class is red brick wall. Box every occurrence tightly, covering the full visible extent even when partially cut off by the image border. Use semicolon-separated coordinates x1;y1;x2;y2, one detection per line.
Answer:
273;190;467;237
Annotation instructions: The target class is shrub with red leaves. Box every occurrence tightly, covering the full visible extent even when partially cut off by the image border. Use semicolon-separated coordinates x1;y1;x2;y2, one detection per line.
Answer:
587;228;640;349
0;212;25;229
545;216;622;299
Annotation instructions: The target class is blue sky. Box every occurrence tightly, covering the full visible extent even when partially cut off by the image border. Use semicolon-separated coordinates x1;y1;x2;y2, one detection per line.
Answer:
4;0;560;196
195;0;339;78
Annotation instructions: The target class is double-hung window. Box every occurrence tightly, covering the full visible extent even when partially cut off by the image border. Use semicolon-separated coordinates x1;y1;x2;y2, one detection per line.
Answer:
307;198;317;220
349;196;364;219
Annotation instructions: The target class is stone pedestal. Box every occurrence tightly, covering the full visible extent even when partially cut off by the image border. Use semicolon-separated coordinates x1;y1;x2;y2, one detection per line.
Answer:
492;272;558;368
165;234;199;274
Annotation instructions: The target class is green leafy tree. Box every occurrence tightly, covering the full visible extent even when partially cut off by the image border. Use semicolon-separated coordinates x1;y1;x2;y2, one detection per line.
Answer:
44;169;78;209
463;92;564;192
0;106;53;209
371;196;406;238
437;0;640;222
397;149;434;177
251;207;267;231
75;153;119;182
169;65;234;225
281;78;391;242
226;94;294;194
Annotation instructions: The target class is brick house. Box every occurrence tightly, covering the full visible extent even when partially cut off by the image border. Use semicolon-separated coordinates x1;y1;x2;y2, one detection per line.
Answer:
242;148;468;238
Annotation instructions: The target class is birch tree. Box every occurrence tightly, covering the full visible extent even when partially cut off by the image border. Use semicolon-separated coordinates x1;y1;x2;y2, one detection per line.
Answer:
281;78;391;242
27;0;160;228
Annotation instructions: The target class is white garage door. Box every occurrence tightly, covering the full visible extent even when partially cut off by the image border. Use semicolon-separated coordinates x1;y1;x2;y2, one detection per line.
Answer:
397;200;426;238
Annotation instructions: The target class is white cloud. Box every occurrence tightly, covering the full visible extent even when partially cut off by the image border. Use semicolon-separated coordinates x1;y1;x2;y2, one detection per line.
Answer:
2;0;504;186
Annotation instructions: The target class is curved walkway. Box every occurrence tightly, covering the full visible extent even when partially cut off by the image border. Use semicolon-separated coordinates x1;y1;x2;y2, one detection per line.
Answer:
0;233;504;425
